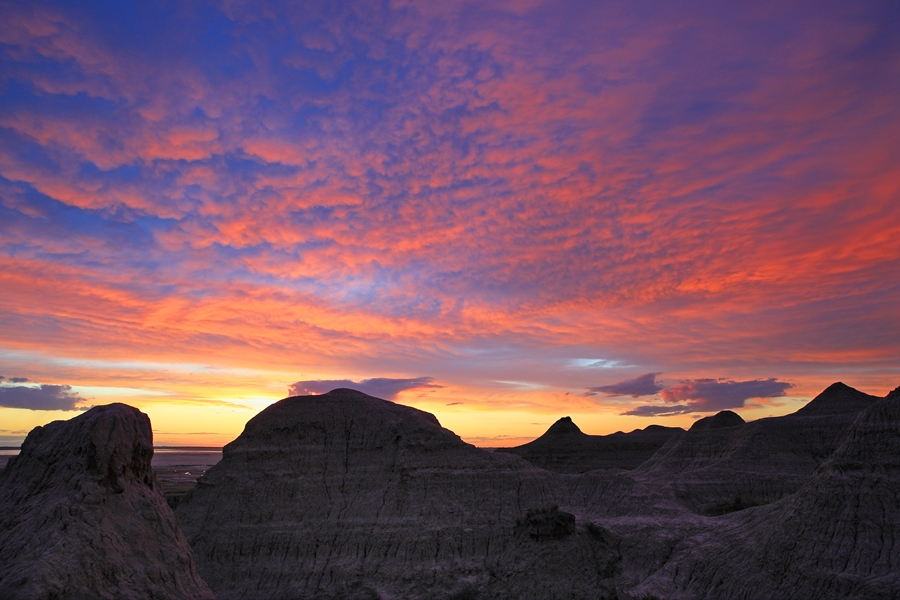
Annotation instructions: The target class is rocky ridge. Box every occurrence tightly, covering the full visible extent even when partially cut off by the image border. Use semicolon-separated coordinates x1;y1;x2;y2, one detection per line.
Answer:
634;382;879;514
176;383;896;599
633;386;900;599
2;382;896;600
496;416;683;473
0;403;213;600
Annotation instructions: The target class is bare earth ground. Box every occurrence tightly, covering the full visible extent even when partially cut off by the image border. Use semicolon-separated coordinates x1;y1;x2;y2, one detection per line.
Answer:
150;449;222;508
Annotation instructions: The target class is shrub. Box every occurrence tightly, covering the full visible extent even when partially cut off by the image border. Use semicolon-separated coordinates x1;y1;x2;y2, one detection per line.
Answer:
515;504;576;540
448;584;478;600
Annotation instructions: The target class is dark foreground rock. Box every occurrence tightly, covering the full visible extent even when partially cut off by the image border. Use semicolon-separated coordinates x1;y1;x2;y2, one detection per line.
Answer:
5;382;896;600
177;389;622;600
0;404;213;600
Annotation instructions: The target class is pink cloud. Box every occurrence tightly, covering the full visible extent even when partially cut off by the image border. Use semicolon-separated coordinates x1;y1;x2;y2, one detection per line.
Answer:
0;0;897;430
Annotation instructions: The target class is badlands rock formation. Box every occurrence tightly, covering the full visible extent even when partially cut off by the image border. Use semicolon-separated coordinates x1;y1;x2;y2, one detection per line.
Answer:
634;382;879;514
0;403;213;600
176;389;622;600
687;409;744;431
177;382;898;600
744;385;900;598
497;416;682;473
4;382;896;600
635;386;900;600
792;381;881;416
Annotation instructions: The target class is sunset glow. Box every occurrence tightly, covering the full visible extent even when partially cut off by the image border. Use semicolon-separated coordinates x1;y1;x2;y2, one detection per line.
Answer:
1;0;898;445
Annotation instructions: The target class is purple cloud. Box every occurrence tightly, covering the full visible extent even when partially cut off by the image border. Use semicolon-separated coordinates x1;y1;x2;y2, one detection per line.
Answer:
622;378;793;416
0;0;895;437
586;372;664;398
0;384;86;411
621;404;694;417
288;377;442;401
8;377;29;383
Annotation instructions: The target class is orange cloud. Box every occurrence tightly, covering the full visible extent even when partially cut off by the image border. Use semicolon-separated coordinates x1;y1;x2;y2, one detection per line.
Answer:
0;0;898;445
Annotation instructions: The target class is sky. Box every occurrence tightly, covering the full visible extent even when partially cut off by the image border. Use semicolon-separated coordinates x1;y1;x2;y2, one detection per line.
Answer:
1;0;898;447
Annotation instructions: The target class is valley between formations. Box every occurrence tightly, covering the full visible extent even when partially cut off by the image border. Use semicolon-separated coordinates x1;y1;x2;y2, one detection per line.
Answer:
1;382;898;599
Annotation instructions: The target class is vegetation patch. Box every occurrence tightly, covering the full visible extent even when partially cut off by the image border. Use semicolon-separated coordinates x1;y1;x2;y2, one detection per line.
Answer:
515;504;576;540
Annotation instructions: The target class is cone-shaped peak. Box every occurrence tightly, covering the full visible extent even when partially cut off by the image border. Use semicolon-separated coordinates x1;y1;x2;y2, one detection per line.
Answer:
543;416;584;436
822;381;855;394
794;382;879;417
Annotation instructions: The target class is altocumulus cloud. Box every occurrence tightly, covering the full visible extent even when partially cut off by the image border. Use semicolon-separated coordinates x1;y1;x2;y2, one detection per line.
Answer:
288;377;442;401
0;383;87;411
622;378;793;416
585;373;664;398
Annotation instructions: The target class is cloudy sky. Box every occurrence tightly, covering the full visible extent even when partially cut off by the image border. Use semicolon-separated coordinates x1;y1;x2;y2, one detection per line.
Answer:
1;0;898;446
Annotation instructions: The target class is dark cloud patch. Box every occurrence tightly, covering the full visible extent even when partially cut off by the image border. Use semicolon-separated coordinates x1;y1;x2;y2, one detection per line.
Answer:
446;401;463;406
9;377;29;383
288;377;442;401
621;404;693;417
622;378;793;416
586;372;664;398
0;384;86;411
661;378;794;411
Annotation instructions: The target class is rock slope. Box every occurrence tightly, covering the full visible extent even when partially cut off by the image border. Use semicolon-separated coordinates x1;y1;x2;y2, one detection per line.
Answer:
792;381;880;417
748;385;900;598
497;416;682;473
177;389;623;600
6;382;893;600
0;403;213;600
637;386;900;599
634;384;879;513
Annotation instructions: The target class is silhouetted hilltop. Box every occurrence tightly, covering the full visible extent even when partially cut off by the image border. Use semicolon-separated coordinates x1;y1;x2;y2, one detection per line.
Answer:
496;416;683;473
543;415;583;436
793;381;880;417
689;409;745;431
